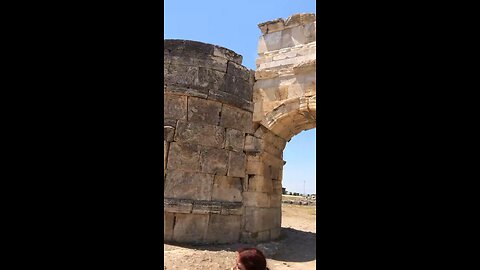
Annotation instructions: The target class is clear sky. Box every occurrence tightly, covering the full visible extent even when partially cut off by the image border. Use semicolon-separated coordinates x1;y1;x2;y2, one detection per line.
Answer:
164;0;316;70
164;0;317;194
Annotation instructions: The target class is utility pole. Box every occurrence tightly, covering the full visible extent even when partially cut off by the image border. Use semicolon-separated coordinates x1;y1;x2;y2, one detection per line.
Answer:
304;180;306;196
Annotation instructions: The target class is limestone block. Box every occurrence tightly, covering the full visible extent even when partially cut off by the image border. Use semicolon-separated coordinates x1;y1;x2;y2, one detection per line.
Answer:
164;170;214;201
164;212;175;242
290;25;307;45
220;203;243;215
246;154;264;175
247;175;273;193
168;55;228;73
272;180;283;194
242;191;270;207
263;31;282;51
165;64;199;87
212;175;243;202
208;89;254;113
172;213;208;243
227;151;246;178
220;105;253;133
241;231;270;243
199;146;228;175
187;97;222;125
174;121;225;148
205;215;241;243
304;22;316;43
258;36;267;54
244;207;277;232
213;46;243;64
165;40;214;58
280;28;294;49
164;94;187;121
166;142;200;171
267;20;285;33
227;61;251;82
224;128;245;152
164;198;193;214
192;201;221;214
284;13;316;27
225;74;252;101
164;126;175;142
165;85;208;99
244;135;262;154
197;67;226;92
269;194;282;207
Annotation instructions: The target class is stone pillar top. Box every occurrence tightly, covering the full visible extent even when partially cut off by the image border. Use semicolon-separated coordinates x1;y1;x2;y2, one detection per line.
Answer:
164;39;243;65
257;13;316;34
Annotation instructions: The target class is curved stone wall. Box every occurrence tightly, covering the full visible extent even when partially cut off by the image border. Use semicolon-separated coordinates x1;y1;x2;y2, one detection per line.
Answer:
164;40;255;244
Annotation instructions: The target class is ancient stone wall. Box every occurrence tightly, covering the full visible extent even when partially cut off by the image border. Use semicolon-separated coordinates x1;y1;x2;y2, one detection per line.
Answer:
164;40;254;244
163;13;316;244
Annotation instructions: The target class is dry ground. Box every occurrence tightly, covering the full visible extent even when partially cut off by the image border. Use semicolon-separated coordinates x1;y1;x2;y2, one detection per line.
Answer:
164;204;316;270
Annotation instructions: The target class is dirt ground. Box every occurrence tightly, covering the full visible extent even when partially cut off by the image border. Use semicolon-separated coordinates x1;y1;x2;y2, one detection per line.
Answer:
164;204;316;270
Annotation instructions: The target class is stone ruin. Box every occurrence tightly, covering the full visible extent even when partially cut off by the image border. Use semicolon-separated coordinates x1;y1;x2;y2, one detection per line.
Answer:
164;13;316;244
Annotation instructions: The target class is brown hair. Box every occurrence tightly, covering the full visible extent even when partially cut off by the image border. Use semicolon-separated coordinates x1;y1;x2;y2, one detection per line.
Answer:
237;247;269;270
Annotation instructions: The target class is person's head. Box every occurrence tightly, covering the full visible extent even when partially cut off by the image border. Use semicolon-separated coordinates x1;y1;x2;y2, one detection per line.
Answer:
233;247;269;270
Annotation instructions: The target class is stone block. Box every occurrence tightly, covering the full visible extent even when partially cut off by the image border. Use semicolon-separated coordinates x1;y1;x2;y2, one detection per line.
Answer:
164;94;187;121
225;73;252;101
164;170;214;201
280;28;294;48
263;31;282;51
164;126;175;142
269;194;282;207
192;201;221;214
164;212;175;242
224;128;245;152
213;46;243;64
197;67;226;92
290;25;307;45
199;146;228;175
272;180;283;194
227;151;246;178
220;105;253;133
211;175;242;202
244;135;262;154
244;207;277;232
246;154;264;175
205;215;242;244
165;85;209;99
247;175;273;193
166;142;200;171
172;213;208;243
174;121;225;148
164;198;193;214
165;64;198;87
227;61;250;82
208;89;254;113
242;191;270;207
187;96;222;125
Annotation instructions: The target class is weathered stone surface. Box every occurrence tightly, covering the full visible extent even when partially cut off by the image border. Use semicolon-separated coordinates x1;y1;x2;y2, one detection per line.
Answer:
220;105;253;132
244;207;277;232
199;146;228;175
206;214;241;243
224;128;244;152
187;97;222;125
172;213;208;243
166;142;200;171
242;191;270;207
164;170;214;201
247;175;273;193
212;175;242;202
174;121;225;147
164;212;175;242
164;94;187;121
163;12;316;244
227;151;246;178
164;126;175;142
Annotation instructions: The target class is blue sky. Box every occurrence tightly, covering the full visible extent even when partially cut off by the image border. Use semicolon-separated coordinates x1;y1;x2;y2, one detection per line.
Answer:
164;0;316;194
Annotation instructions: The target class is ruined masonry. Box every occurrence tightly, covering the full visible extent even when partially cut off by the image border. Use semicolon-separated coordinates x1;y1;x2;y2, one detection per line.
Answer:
164;13;316;244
